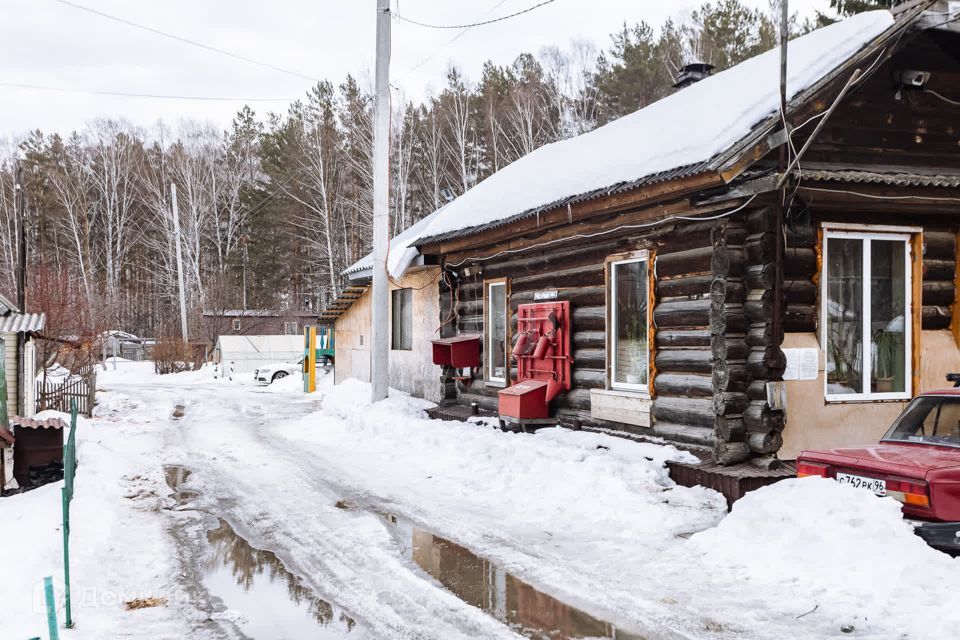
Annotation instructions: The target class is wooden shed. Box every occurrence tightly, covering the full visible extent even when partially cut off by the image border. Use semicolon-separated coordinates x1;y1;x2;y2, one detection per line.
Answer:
396;5;960;475
0;293;44;418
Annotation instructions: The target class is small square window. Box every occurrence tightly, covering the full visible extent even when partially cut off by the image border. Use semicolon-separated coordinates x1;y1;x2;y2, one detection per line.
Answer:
283;321;299;335
232;319;241;331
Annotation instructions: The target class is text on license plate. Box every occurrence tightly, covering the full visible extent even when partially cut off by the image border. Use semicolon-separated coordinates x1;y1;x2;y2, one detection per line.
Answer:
835;472;886;496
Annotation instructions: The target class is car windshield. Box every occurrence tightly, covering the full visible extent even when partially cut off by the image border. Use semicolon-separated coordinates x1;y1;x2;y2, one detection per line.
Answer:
884;396;960;448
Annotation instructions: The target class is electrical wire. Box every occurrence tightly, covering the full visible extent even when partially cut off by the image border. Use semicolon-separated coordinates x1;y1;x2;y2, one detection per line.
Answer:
798;186;960;202
0;81;293;102
925;88;960;106
51;0;321;83
445;195;759;268
406;0;512;73
395;0;556;29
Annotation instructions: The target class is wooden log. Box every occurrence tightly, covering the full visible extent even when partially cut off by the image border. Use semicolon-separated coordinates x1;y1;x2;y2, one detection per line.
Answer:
715;416;746;442
784;247;817;278
746;323;784;348
922;305;952;330
654;422;715;447
511;286;605;307
924;259;957;282
511;264;603;290
747;380;768;402
654;298;711;328
572;348;605;370
572;306;606;331
713;392;750;416
743;401;786;433
656;329;711;348
711;245;745;278
456;392;499;413
573;330;606;349
708;277;746;306
746;263;775;290
656;246;714;278
572;369;606;389
653;397;715;429
745;290;781;323
784;279;817;305
923;281;955;307
712;362;750;393
745;232;775;264
786;225;817;248
709;304;749;335
747;431;784;454
654;373;713;397
750;455;782;471
745;207;775;233
784;305;817;333
748;346;787;380
924;231;957;260
713;441;751;465
655;349;713;374
710;334;749;362
553;388;593;411
657;274;714;298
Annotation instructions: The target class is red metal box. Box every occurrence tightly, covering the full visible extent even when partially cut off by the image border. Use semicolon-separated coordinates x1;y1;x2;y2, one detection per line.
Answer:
431;334;481;368
498;380;550;419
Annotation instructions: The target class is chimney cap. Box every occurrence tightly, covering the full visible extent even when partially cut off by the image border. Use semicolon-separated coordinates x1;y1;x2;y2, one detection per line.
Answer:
673;62;716;89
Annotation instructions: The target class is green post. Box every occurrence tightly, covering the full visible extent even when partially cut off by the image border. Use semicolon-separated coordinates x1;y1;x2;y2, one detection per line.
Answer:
44;576;59;640
61;488;71;629
0;336;8;428
61;399;78;629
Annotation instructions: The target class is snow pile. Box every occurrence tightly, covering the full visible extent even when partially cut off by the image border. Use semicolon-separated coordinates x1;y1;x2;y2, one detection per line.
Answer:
345;205;448;278
416;11;893;242
691;477;960;638
262;371;308;393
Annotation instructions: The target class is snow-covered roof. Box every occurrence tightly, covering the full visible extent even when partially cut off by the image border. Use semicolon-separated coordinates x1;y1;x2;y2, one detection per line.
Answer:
344;204;449;279
412;10;895;245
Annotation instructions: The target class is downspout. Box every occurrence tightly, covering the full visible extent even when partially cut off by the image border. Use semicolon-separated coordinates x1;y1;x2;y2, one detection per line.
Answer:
773;0;788;360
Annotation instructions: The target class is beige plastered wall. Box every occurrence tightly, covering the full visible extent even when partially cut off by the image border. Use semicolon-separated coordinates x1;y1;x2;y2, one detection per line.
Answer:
334;267;443;403
780;330;960;460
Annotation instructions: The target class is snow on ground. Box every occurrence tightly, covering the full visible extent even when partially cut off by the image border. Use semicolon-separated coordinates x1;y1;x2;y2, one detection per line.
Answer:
4;361;959;639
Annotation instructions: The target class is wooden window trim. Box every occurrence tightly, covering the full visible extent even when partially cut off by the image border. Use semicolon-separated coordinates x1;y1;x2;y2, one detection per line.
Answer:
820;226;918;403
483;278;510;386
605;250;652;395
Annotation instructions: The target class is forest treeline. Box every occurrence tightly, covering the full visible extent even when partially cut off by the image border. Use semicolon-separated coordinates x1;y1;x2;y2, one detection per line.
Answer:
0;0;890;339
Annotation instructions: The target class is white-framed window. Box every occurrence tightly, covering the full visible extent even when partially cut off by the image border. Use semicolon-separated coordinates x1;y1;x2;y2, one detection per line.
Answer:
822;229;913;402
485;280;508;384
232;318;241;331
283;321;299;335
391;288;413;351
608;252;650;392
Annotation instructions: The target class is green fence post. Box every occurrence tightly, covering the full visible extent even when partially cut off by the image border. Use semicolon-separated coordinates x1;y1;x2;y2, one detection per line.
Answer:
61;487;71;629
44;576;59;640
62;399;78;629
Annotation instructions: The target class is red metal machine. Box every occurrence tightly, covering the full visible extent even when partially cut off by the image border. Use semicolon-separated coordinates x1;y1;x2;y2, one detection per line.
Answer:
498;301;572;430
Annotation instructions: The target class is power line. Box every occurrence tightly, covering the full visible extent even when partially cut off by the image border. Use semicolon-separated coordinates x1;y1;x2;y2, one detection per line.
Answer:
395;0;556;29
406;0;512;74
0;81;294;102
51;0;321;83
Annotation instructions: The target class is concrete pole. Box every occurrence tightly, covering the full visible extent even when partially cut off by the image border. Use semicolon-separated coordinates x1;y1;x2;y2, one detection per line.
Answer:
170;184;189;342
371;0;391;402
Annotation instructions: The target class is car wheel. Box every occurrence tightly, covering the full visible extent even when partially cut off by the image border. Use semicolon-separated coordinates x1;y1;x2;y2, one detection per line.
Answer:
272;371;289;382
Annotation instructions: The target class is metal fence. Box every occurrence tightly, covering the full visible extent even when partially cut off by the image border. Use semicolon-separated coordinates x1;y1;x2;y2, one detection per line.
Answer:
36;367;96;417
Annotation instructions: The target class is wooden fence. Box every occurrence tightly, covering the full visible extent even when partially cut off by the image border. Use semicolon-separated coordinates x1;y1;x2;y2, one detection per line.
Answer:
36;366;97;417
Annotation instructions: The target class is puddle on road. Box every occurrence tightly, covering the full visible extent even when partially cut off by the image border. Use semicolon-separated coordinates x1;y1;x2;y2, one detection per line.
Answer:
387;518;648;640
163;465;200;505
202;518;360;639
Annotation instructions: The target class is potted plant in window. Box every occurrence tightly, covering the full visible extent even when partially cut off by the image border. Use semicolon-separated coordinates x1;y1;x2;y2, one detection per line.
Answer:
873;328;901;394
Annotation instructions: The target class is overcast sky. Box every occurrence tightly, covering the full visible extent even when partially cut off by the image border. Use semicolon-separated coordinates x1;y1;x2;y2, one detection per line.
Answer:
0;0;832;137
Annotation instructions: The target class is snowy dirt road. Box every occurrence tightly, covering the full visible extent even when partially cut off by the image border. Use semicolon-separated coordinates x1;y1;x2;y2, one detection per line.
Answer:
5;362;960;640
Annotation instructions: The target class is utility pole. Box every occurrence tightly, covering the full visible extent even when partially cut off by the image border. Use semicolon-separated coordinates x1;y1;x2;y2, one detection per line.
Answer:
772;0;788;365
15;164;26;417
371;0;391;402
170;184;189;342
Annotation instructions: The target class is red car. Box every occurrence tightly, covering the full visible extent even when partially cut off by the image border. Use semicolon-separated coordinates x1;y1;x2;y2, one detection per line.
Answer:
797;381;960;553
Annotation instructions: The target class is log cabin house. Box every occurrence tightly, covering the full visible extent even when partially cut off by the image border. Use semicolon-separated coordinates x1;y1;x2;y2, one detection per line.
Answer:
334;5;960;488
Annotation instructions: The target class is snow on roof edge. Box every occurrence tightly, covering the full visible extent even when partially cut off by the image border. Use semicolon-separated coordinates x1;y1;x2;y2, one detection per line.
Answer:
411;11;898;247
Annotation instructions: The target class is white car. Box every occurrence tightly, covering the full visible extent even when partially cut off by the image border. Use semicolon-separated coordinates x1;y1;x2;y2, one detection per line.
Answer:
253;358;302;384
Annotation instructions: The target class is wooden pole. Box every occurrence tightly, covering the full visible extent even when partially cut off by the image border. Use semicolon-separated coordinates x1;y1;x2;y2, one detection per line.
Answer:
371;0;391;402
170;184;189;342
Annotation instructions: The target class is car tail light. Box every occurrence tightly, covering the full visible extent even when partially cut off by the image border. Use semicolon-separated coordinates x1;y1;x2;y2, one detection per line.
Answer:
886;477;930;509
797;461;830;478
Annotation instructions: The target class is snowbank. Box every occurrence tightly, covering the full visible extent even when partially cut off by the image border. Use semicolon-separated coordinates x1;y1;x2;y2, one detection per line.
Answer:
690;477;960;638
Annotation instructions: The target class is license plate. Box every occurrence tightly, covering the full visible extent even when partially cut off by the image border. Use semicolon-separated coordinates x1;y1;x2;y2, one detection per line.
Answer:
835;472;886;496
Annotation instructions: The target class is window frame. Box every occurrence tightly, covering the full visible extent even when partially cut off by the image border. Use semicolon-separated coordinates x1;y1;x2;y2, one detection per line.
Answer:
232;318;241;331
821;228;914;403
484;279;509;386
391;288;413;351
606;251;652;394
283;321;299;335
